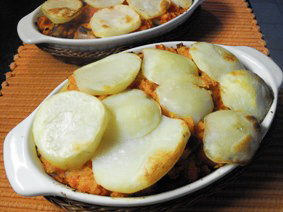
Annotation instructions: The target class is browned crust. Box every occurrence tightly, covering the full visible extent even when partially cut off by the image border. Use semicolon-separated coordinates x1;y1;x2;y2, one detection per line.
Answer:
48;7;80;18
222;51;238;63
232;135;252;153
160;0;171;14
138;129;189;186
245;115;261;132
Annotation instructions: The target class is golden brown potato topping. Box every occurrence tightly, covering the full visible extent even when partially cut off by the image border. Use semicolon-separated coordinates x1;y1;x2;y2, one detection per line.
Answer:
40;44;225;196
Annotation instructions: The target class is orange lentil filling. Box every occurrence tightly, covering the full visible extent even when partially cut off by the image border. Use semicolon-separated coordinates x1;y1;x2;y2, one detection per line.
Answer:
39;154;127;197
37;4;187;39
39;44;226;196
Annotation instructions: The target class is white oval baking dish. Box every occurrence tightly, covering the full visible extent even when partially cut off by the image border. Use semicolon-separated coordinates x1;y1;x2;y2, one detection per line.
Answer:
17;1;204;50
4;41;283;207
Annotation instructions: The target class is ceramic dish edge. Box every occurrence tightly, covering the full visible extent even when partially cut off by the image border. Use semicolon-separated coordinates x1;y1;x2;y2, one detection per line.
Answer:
4;41;283;207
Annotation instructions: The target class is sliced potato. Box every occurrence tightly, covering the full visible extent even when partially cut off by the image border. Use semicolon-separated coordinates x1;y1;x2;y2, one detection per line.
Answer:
189;42;245;82
158;73;202;86
220;70;273;122
73;52;141;95
90;5;141;38
142;48;198;85
92;116;190;193
156;77;214;123
102;89;162;140
32;91;109;170
41;0;82;24
127;0;171;20
85;0;124;8
203;110;261;164
171;0;192;8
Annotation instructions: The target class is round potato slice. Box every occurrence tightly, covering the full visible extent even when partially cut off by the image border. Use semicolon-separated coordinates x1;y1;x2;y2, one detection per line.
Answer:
73;52;141;95
92;116;190;193
220;70;273;122
203;110;261;164
171;0;192;9
127;0;171;20
189;42;245;82
156;77;214;123
85;0;124;8
102;89;162;140
41;0;82;24
90;5;141;38
142;48;198;85
32;91;109;170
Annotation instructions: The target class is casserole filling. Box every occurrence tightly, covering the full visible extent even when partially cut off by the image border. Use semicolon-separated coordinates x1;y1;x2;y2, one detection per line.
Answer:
34;43;272;197
37;0;188;39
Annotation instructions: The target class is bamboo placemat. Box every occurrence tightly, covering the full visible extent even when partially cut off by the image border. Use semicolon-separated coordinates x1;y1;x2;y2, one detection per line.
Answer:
1;0;282;211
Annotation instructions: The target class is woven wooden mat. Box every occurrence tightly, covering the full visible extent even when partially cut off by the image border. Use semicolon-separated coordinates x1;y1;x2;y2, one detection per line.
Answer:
1;0;283;211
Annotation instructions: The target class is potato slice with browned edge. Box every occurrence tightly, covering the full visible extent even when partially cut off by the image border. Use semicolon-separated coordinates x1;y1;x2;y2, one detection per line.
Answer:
189;42;245;82
92;89;190;193
41;0;82;24
32;91;109;170
73;52;141;95
172;0;192;9
90;5;141;38
127;0;171;20
203;110;261;164
142;48;198;85
156;76;214;123
85;0;124;8
220;70;273;122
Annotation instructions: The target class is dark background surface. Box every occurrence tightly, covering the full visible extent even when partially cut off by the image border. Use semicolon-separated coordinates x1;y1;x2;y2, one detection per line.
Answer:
1;0;283;87
248;0;283;72
0;1;44;85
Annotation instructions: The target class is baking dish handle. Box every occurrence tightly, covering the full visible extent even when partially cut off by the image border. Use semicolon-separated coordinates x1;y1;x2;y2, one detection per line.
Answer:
3;112;56;196
236;46;283;89
17;7;49;44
